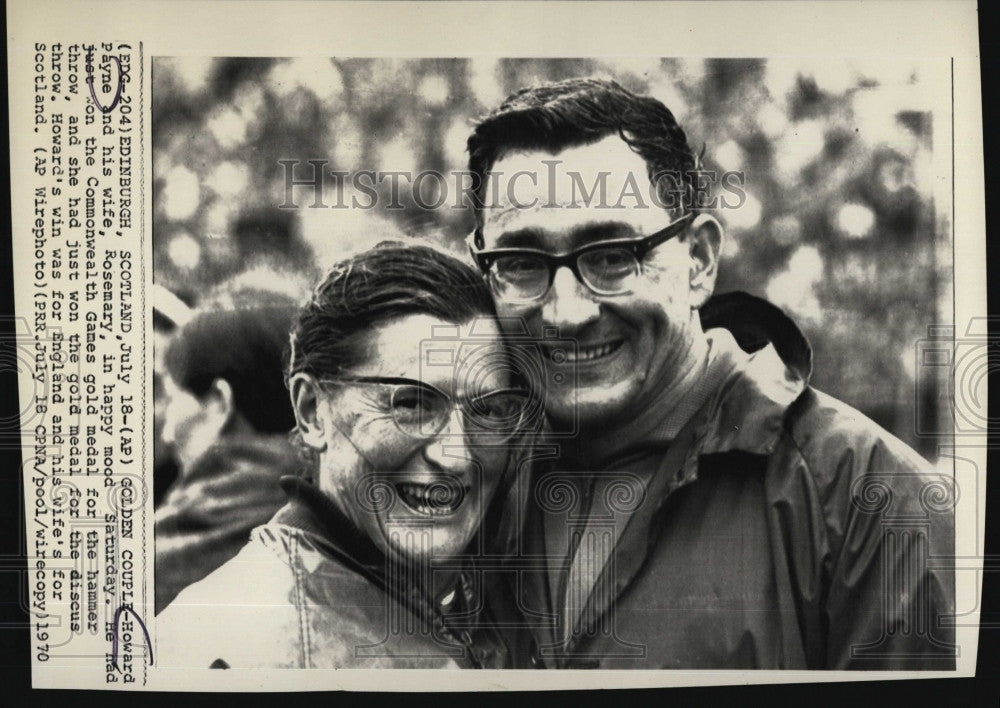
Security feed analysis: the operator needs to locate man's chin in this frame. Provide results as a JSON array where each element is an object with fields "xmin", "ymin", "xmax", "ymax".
[{"xmin": 545, "ymin": 386, "xmax": 634, "ymax": 433}]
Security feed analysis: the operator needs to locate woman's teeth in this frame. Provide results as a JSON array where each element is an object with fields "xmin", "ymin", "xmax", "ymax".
[
  {"xmin": 560, "ymin": 339, "xmax": 623, "ymax": 363},
  {"xmin": 395, "ymin": 482, "xmax": 467, "ymax": 516}
]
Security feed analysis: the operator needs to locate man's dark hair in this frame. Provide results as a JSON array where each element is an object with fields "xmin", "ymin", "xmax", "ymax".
[
  {"xmin": 286, "ymin": 241, "xmax": 495, "ymax": 384},
  {"xmin": 467, "ymin": 77, "xmax": 700, "ymax": 231},
  {"xmin": 163, "ymin": 289, "xmax": 298, "ymax": 435}
]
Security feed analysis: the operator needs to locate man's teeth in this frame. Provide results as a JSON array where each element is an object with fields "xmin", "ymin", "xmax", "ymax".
[
  {"xmin": 560, "ymin": 340, "xmax": 623, "ymax": 363},
  {"xmin": 396, "ymin": 483, "xmax": 466, "ymax": 516}
]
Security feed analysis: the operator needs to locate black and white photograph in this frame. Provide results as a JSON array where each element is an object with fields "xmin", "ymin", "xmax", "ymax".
[
  {"xmin": 150, "ymin": 56, "xmax": 957, "ymax": 670},
  {"xmin": 6, "ymin": 0, "xmax": 988, "ymax": 695}
]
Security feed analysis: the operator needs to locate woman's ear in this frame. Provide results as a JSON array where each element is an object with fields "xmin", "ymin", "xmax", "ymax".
[
  {"xmin": 290, "ymin": 373, "xmax": 327, "ymax": 452},
  {"xmin": 687, "ymin": 213, "xmax": 724, "ymax": 309}
]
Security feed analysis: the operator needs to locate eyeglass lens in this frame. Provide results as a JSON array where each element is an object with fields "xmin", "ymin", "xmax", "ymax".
[
  {"xmin": 389, "ymin": 385, "xmax": 527, "ymax": 441},
  {"xmin": 492, "ymin": 246, "xmax": 640, "ymax": 300}
]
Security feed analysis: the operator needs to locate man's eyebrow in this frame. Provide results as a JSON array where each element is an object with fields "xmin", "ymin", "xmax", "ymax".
[
  {"xmin": 494, "ymin": 229, "xmax": 545, "ymax": 249},
  {"xmin": 492, "ymin": 222, "xmax": 642, "ymax": 251},
  {"xmin": 569, "ymin": 222, "xmax": 640, "ymax": 247}
]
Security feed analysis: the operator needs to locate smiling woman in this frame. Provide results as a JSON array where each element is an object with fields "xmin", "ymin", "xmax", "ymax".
[
  {"xmin": 296, "ymin": 312, "xmax": 521, "ymax": 562},
  {"xmin": 156, "ymin": 241, "xmax": 530, "ymax": 669}
]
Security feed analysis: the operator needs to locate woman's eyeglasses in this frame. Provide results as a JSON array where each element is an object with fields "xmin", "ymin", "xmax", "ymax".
[
  {"xmin": 319, "ymin": 376, "xmax": 532, "ymax": 445},
  {"xmin": 468, "ymin": 213, "xmax": 692, "ymax": 304}
]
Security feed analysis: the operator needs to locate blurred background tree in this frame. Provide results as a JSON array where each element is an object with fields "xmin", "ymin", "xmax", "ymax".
[{"xmin": 152, "ymin": 57, "xmax": 951, "ymax": 460}]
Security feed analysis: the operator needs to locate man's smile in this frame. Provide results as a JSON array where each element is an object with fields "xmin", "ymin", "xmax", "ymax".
[{"xmin": 548, "ymin": 338, "xmax": 625, "ymax": 364}]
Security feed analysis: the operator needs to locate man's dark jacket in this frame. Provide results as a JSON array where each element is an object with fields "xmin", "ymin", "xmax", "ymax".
[{"xmin": 490, "ymin": 292, "xmax": 955, "ymax": 670}]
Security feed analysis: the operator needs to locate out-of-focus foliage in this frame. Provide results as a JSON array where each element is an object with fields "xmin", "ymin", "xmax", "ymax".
[{"xmin": 151, "ymin": 58, "xmax": 950, "ymax": 458}]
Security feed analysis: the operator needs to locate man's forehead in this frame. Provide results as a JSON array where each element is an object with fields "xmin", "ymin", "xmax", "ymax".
[
  {"xmin": 491, "ymin": 135, "xmax": 643, "ymax": 174},
  {"xmin": 480, "ymin": 135, "xmax": 667, "ymax": 245}
]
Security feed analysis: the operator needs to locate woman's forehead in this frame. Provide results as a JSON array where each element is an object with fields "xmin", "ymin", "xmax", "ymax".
[{"xmin": 353, "ymin": 314, "xmax": 506, "ymax": 390}]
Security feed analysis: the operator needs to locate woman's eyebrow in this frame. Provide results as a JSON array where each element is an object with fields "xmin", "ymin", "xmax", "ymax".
[{"xmin": 346, "ymin": 376, "xmax": 438, "ymax": 391}]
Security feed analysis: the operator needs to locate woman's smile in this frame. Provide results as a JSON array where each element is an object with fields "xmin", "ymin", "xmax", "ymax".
[{"xmin": 394, "ymin": 480, "xmax": 471, "ymax": 516}]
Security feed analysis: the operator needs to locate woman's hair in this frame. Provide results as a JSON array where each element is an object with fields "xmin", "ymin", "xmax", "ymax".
[
  {"xmin": 163, "ymin": 287, "xmax": 299, "ymax": 434},
  {"xmin": 287, "ymin": 240, "xmax": 496, "ymax": 383}
]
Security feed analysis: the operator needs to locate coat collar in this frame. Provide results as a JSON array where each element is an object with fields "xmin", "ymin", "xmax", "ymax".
[
  {"xmin": 270, "ymin": 477, "xmax": 502, "ymax": 668},
  {"xmin": 699, "ymin": 290, "xmax": 813, "ymax": 383},
  {"xmin": 272, "ymin": 475, "xmax": 387, "ymax": 576},
  {"xmin": 663, "ymin": 291, "xmax": 812, "ymax": 498},
  {"xmin": 693, "ymin": 291, "xmax": 811, "ymax": 457}
]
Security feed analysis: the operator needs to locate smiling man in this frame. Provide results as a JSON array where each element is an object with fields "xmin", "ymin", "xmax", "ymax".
[{"xmin": 467, "ymin": 78, "xmax": 954, "ymax": 670}]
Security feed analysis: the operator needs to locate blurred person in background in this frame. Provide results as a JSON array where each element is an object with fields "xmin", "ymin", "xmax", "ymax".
[
  {"xmin": 154, "ymin": 284, "xmax": 300, "ymax": 613},
  {"xmin": 157, "ymin": 242, "xmax": 530, "ymax": 668},
  {"xmin": 467, "ymin": 78, "xmax": 954, "ymax": 670},
  {"xmin": 152, "ymin": 284, "xmax": 193, "ymax": 507}
]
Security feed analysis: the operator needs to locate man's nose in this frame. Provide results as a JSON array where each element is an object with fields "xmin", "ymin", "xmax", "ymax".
[{"xmin": 540, "ymin": 266, "xmax": 601, "ymax": 333}]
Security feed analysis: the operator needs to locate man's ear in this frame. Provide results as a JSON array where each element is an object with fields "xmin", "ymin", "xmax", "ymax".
[
  {"xmin": 687, "ymin": 213, "xmax": 723, "ymax": 309},
  {"xmin": 205, "ymin": 378, "xmax": 235, "ymax": 435},
  {"xmin": 290, "ymin": 373, "xmax": 327, "ymax": 452}
]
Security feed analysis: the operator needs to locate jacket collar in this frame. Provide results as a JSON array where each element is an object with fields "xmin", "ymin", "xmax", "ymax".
[
  {"xmin": 272, "ymin": 476, "xmax": 503, "ymax": 668},
  {"xmin": 700, "ymin": 290, "xmax": 813, "ymax": 383},
  {"xmin": 272, "ymin": 475, "xmax": 386, "ymax": 576},
  {"xmin": 693, "ymin": 291, "xmax": 811, "ymax": 457}
]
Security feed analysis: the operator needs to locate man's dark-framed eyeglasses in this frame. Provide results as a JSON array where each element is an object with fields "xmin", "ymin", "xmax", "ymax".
[
  {"xmin": 318, "ymin": 375, "xmax": 532, "ymax": 443},
  {"xmin": 468, "ymin": 213, "xmax": 693, "ymax": 304}
]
